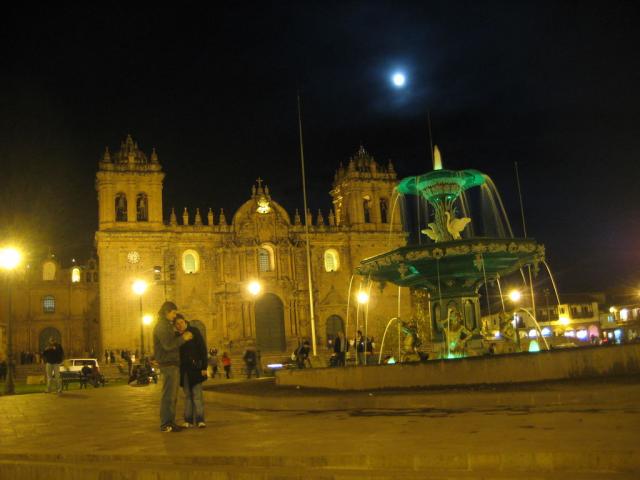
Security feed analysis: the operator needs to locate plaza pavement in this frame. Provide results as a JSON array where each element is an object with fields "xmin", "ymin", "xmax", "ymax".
[{"xmin": 0, "ymin": 375, "xmax": 639, "ymax": 479}]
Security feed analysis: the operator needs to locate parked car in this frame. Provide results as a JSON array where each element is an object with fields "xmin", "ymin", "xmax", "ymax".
[{"xmin": 61, "ymin": 358, "xmax": 100, "ymax": 372}]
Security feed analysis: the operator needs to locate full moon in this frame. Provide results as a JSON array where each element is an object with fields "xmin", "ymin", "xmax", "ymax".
[{"xmin": 392, "ymin": 72, "xmax": 406, "ymax": 87}]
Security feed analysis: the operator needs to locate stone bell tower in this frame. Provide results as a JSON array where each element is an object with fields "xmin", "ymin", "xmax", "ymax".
[
  {"xmin": 95, "ymin": 134, "xmax": 165, "ymax": 231},
  {"xmin": 330, "ymin": 146, "xmax": 401, "ymax": 230},
  {"xmin": 95, "ymin": 135, "xmax": 167, "ymax": 352}
]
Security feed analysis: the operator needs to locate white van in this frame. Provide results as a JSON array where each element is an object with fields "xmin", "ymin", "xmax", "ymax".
[{"xmin": 61, "ymin": 358, "xmax": 100, "ymax": 372}]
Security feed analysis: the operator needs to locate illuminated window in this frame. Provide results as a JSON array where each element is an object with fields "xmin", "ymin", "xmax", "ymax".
[
  {"xmin": 182, "ymin": 250, "xmax": 200, "ymax": 274},
  {"xmin": 258, "ymin": 245, "xmax": 275, "ymax": 272},
  {"xmin": 115, "ymin": 193, "xmax": 127, "ymax": 222},
  {"xmin": 43, "ymin": 261, "xmax": 56, "ymax": 281},
  {"xmin": 324, "ymin": 249, "xmax": 340, "ymax": 272},
  {"xmin": 43, "ymin": 295, "xmax": 55, "ymax": 313},
  {"xmin": 363, "ymin": 196, "xmax": 371, "ymax": 223},
  {"xmin": 71, "ymin": 268, "xmax": 81, "ymax": 283}
]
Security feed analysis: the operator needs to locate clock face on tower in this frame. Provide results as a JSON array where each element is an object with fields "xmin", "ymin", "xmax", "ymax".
[{"xmin": 127, "ymin": 251, "xmax": 141, "ymax": 264}]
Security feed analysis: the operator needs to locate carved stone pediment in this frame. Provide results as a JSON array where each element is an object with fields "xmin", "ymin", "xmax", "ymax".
[{"xmin": 319, "ymin": 285, "xmax": 347, "ymax": 306}]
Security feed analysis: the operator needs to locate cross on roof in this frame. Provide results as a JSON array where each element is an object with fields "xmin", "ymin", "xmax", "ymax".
[{"xmin": 256, "ymin": 177, "xmax": 263, "ymax": 189}]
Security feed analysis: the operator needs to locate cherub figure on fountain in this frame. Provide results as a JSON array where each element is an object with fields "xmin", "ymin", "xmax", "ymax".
[
  {"xmin": 445, "ymin": 308, "xmax": 472, "ymax": 356},
  {"xmin": 399, "ymin": 321, "xmax": 422, "ymax": 362},
  {"xmin": 497, "ymin": 314, "xmax": 519, "ymax": 353}
]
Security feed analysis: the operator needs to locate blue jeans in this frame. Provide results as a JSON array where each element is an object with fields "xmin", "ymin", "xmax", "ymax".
[
  {"xmin": 160, "ymin": 365, "xmax": 180, "ymax": 428},
  {"xmin": 45, "ymin": 363, "xmax": 61, "ymax": 393},
  {"xmin": 182, "ymin": 372, "xmax": 205, "ymax": 424}
]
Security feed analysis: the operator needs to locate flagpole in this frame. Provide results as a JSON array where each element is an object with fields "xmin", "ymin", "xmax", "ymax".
[{"xmin": 297, "ymin": 92, "xmax": 317, "ymax": 356}]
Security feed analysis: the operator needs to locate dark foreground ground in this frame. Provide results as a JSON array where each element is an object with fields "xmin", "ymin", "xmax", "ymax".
[{"xmin": 0, "ymin": 375, "xmax": 639, "ymax": 479}]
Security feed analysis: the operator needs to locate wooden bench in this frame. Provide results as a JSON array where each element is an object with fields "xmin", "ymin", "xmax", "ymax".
[{"xmin": 60, "ymin": 371, "xmax": 88, "ymax": 390}]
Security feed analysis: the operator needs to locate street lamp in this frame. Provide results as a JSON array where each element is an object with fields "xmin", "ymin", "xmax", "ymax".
[
  {"xmin": 508, "ymin": 289, "xmax": 523, "ymax": 350},
  {"xmin": 356, "ymin": 291, "xmax": 369, "ymax": 305},
  {"xmin": 132, "ymin": 280, "xmax": 148, "ymax": 359},
  {"xmin": 0, "ymin": 247, "xmax": 22, "ymax": 395},
  {"xmin": 247, "ymin": 280, "xmax": 262, "ymax": 297},
  {"xmin": 508, "ymin": 289, "xmax": 522, "ymax": 303},
  {"xmin": 142, "ymin": 314, "xmax": 153, "ymax": 354}
]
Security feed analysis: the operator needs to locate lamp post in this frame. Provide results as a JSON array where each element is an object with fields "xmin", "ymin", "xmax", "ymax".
[
  {"xmin": 142, "ymin": 314, "xmax": 153, "ymax": 355},
  {"xmin": 1, "ymin": 247, "xmax": 22, "ymax": 395},
  {"xmin": 132, "ymin": 280, "xmax": 148, "ymax": 359}
]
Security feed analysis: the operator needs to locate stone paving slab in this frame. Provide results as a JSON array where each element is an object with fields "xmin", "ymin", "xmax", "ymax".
[{"xmin": 0, "ymin": 377, "xmax": 639, "ymax": 479}]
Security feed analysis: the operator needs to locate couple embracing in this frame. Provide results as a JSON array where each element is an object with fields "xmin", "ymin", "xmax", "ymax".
[{"xmin": 153, "ymin": 301, "xmax": 208, "ymax": 432}]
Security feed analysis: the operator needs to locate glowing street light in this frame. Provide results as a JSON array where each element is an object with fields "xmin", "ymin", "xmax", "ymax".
[
  {"xmin": 132, "ymin": 279, "xmax": 149, "ymax": 358},
  {"xmin": 247, "ymin": 280, "xmax": 262, "ymax": 297},
  {"xmin": 0, "ymin": 248, "xmax": 21, "ymax": 271},
  {"xmin": 142, "ymin": 314, "xmax": 153, "ymax": 325},
  {"xmin": 0, "ymin": 247, "xmax": 22, "ymax": 395},
  {"xmin": 508, "ymin": 289, "xmax": 522, "ymax": 303},
  {"xmin": 132, "ymin": 279, "xmax": 148, "ymax": 296},
  {"xmin": 356, "ymin": 290, "xmax": 370, "ymax": 305}
]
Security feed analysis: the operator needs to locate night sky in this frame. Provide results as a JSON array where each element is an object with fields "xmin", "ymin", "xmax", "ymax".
[{"xmin": 1, "ymin": 2, "xmax": 639, "ymax": 292}]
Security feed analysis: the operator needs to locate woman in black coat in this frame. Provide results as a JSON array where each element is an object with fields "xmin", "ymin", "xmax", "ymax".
[{"xmin": 174, "ymin": 315, "xmax": 208, "ymax": 428}]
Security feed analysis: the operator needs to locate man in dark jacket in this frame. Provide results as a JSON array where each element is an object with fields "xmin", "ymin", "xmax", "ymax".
[
  {"xmin": 333, "ymin": 331, "xmax": 347, "ymax": 367},
  {"xmin": 174, "ymin": 314, "xmax": 208, "ymax": 428},
  {"xmin": 153, "ymin": 301, "xmax": 193, "ymax": 433},
  {"xmin": 42, "ymin": 337, "xmax": 64, "ymax": 394}
]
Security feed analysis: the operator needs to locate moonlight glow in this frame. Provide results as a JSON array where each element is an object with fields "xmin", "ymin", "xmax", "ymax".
[{"xmin": 391, "ymin": 72, "xmax": 406, "ymax": 87}]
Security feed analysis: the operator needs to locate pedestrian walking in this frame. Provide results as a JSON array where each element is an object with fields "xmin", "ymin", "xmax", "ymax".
[
  {"xmin": 333, "ymin": 331, "xmax": 346, "ymax": 367},
  {"xmin": 153, "ymin": 301, "xmax": 193, "ymax": 433},
  {"xmin": 42, "ymin": 337, "xmax": 64, "ymax": 394},
  {"xmin": 355, "ymin": 330, "xmax": 366, "ymax": 366},
  {"xmin": 222, "ymin": 352, "xmax": 232, "ymax": 379},
  {"xmin": 208, "ymin": 350, "xmax": 219, "ymax": 378}
]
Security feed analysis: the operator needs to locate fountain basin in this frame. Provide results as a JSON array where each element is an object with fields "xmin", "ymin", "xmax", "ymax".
[
  {"xmin": 276, "ymin": 344, "xmax": 640, "ymax": 391},
  {"xmin": 356, "ymin": 237, "xmax": 544, "ymax": 297}
]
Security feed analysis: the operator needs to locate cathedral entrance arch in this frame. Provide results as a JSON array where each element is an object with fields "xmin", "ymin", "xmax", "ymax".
[
  {"xmin": 325, "ymin": 315, "xmax": 344, "ymax": 345},
  {"xmin": 39, "ymin": 327, "xmax": 61, "ymax": 353},
  {"xmin": 254, "ymin": 293, "xmax": 286, "ymax": 352}
]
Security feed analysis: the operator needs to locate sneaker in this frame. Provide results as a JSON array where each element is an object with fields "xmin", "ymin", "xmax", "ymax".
[
  {"xmin": 197, "ymin": 422, "xmax": 206, "ymax": 428},
  {"xmin": 180, "ymin": 422, "xmax": 193, "ymax": 428},
  {"xmin": 160, "ymin": 424, "xmax": 182, "ymax": 433}
]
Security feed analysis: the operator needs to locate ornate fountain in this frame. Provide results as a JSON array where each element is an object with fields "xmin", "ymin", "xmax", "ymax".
[{"xmin": 356, "ymin": 149, "xmax": 545, "ymax": 356}]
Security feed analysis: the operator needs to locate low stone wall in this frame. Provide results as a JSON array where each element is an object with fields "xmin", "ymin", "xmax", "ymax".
[{"xmin": 276, "ymin": 343, "xmax": 640, "ymax": 390}]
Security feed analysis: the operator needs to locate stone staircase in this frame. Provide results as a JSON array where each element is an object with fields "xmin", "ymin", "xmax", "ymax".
[{"xmin": 13, "ymin": 364, "xmax": 45, "ymax": 383}]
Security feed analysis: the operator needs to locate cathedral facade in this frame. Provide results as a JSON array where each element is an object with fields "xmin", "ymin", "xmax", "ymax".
[{"xmin": 95, "ymin": 136, "xmax": 407, "ymax": 355}]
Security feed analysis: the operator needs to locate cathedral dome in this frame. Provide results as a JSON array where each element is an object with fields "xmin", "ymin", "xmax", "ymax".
[{"xmin": 232, "ymin": 179, "xmax": 291, "ymax": 226}]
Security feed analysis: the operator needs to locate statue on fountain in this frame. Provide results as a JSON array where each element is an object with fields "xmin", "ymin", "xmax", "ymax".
[{"xmin": 445, "ymin": 308, "xmax": 473, "ymax": 356}]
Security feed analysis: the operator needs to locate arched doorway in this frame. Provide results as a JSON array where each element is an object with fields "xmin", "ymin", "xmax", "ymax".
[
  {"xmin": 39, "ymin": 327, "xmax": 61, "ymax": 353},
  {"xmin": 255, "ymin": 293, "xmax": 286, "ymax": 352},
  {"xmin": 325, "ymin": 315, "xmax": 344, "ymax": 348}
]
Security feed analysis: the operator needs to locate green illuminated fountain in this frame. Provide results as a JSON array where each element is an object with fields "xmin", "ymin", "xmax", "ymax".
[{"xmin": 356, "ymin": 148, "xmax": 545, "ymax": 356}]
